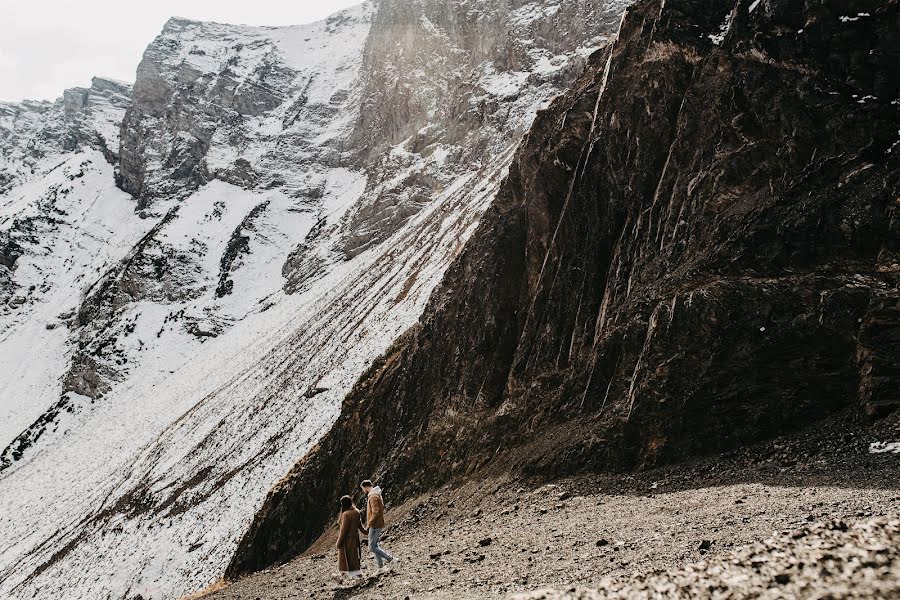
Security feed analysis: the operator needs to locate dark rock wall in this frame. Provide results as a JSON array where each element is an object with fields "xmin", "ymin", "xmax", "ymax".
[{"xmin": 227, "ymin": 0, "xmax": 899, "ymax": 577}]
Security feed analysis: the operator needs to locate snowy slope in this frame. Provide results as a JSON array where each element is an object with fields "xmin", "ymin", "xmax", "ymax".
[
  {"xmin": 0, "ymin": 77, "xmax": 140, "ymax": 450},
  {"xmin": 0, "ymin": 156, "xmax": 506, "ymax": 599},
  {"xmin": 0, "ymin": 1, "xmax": 626, "ymax": 598},
  {"xmin": 0, "ymin": 151, "xmax": 154, "ymax": 448}
]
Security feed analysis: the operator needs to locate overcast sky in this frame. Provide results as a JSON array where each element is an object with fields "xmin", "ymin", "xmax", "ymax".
[{"xmin": 0, "ymin": 0, "xmax": 362, "ymax": 102}]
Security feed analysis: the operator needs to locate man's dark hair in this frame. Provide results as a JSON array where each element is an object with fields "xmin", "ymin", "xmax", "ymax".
[{"xmin": 361, "ymin": 479, "xmax": 373, "ymax": 488}]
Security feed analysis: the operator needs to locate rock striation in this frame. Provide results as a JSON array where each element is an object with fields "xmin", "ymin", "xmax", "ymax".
[{"xmin": 228, "ymin": 0, "xmax": 899, "ymax": 577}]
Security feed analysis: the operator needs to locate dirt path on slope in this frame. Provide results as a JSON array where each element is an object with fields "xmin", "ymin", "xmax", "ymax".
[{"xmin": 199, "ymin": 409, "xmax": 900, "ymax": 600}]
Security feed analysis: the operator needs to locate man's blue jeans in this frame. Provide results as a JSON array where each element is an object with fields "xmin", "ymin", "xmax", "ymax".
[{"xmin": 368, "ymin": 527, "xmax": 393, "ymax": 568}]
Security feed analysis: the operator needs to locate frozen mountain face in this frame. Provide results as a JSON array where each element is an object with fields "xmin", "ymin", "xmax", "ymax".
[
  {"xmin": 116, "ymin": 11, "xmax": 370, "ymax": 206},
  {"xmin": 228, "ymin": 0, "xmax": 899, "ymax": 576},
  {"xmin": 0, "ymin": 1, "xmax": 626, "ymax": 599},
  {"xmin": 0, "ymin": 77, "xmax": 133, "ymax": 373}
]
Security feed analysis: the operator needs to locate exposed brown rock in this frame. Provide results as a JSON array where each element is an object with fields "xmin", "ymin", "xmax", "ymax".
[{"xmin": 227, "ymin": 0, "xmax": 899, "ymax": 578}]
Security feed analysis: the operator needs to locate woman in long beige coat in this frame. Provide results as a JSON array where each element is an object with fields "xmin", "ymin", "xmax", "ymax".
[{"xmin": 336, "ymin": 495, "xmax": 367, "ymax": 576}]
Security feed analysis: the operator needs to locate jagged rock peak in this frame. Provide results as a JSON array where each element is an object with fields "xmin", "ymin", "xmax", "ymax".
[
  {"xmin": 117, "ymin": 2, "xmax": 375, "ymax": 205},
  {"xmin": 62, "ymin": 77, "xmax": 132, "ymax": 112},
  {"xmin": 0, "ymin": 76, "xmax": 133, "ymax": 193}
]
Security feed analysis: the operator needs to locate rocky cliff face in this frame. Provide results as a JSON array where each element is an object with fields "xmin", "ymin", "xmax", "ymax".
[
  {"xmin": 0, "ymin": 2, "xmax": 621, "ymax": 599},
  {"xmin": 294, "ymin": 0, "xmax": 624, "ymax": 276},
  {"xmin": 0, "ymin": 76, "xmax": 132, "ymax": 193},
  {"xmin": 0, "ymin": 77, "xmax": 132, "ymax": 316},
  {"xmin": 353, "ymin": 0, "xmax": 619, "ymax": 154},
  {"xmin": 116, "ymin": 12, "xmax": 367, "ymax": 206},
  {"xmin": 228, "ymin": 0, "xmax": 899, "ymax": 576}
]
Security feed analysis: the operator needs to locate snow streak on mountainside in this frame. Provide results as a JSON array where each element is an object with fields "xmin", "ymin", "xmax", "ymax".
[{"xmin": 0, "ymin": 1, "xmax": 626, "ymax": 598}]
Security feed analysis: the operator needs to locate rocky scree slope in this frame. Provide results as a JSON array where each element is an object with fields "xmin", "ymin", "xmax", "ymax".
[
  {"xmin": 228, "ymin": 0, "xmax": 899, "ymax": 577},
  {"xmin": 208, "ymin": 407, "xmax": 900, "ymax": 599},
  {"xmin": 0, "ymin": 1, "xmax": 623, "ymax": 599}
]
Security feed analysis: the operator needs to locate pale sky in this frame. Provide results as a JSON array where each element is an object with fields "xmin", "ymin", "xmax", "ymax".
[{"xmin": 0, "ymin": 0, "xmax": 362, "ymax": 102}]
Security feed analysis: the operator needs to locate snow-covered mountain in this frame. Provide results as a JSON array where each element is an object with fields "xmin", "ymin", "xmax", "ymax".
[{"xmin": 0, "ymin": 1, "xmax": 626, "ymax": 598}]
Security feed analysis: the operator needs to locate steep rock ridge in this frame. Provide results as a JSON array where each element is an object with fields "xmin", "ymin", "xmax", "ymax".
[
  {"xmin": 117, "ymin": 10, "xmax": 373, "ymax": 205},
  {"xmin": 334, "ymin": 0, "xmax": 626, "ymax": 259},
  {"xmin": 0, "ymin": 2, "xmax": 625, "ymax": 599},
  {"xmin": 0, "ymin": 76, "xmax": 132, "ymax": 193},
  {"xmin": 228, "ymin": 0, "xmax": 899, "ymax": 576}
]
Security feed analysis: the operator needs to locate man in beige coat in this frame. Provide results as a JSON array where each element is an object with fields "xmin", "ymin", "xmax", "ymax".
[{"xmin": 361, "ymin": 479, "xmax": 394, "ymax": 568}]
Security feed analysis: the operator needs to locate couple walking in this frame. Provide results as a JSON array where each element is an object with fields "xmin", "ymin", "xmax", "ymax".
[{"xmin": 336, "ymin": 479, "xmax": 395, "ymax": 578}]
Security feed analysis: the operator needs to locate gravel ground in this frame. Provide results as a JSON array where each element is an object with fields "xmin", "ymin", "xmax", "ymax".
[
  {"xmin": 197, "ymin": 409, "xmax": 899, "ymax": 600},
  {"xmin": 514, "ymin": 516, "xmax": 900, "ymax": 599}
]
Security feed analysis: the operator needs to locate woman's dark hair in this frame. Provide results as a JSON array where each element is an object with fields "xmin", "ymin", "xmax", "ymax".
[{"xmin": 340, "ymin": 495, "xmax": 354, "ymax": 512}]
